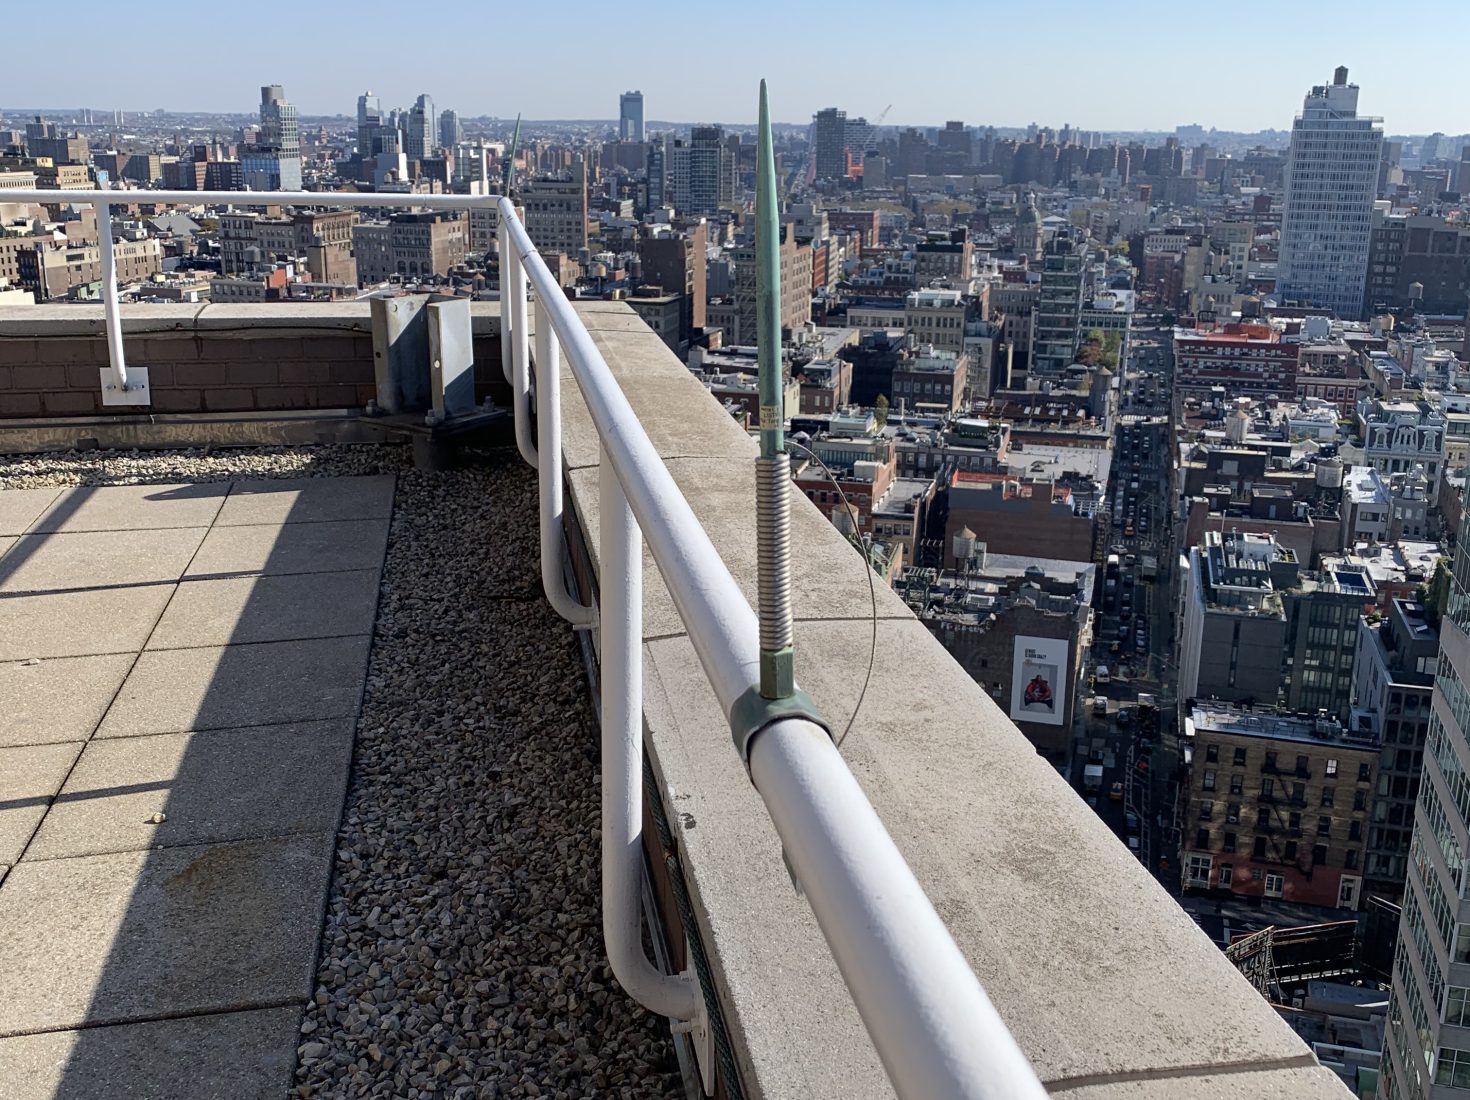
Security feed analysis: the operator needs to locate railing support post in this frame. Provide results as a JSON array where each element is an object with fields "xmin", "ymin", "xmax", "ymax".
[
  {"xmin": 536, "ymin": 298, "xmax": 595, "ymax": 627},
  {"xmin": 506, "ymin": 240, "xmax": 536, "ymax": 467},
  {"xmin": 599, "ymin": 450, "xmax": 703, "ymax": 1026},
  {"xmin": 95, "ymin": 199, "xmax": 150, "ymax": 406},
  {"xmin": 497, "ymin": 215, "xmax": 513, "ymax": 384}
]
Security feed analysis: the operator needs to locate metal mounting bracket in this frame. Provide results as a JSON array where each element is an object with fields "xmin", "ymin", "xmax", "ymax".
[
  {"xmin": 670, "ymin": 966, "xmax": 716, "ymax": 1097},
  {"xmin": 99, "ymin": 366, "xmax": 150, "ymax": 407},
  {"xmin": 728, "ymin": 685, "xmax": 830, "ymax": 769}
]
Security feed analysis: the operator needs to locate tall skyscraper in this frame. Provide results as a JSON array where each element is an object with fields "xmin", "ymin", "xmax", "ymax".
[
  {"xmin": 242, "ymin": 84, "xmax": 301, "ymax": 190},
  {"xmin": 1277, "ymin": 66, "xmax": 1382, "ymax": 320},
  {"xmin": 619, "ymin": 91, "xmax": 644, "ymax": 143},
  {"xmin": 812, "ymin": 107, "xmax": 848, "ymax": 182},
  {"xmin": 406, "ymin": 94, "xmax": 435, "ymax": 159},
  {"xmin": 356, "ymin": 92, "xmax": 382, "ymax": 158},
  {"xmin": 670, "ymin": 126, "xmax": 733, "ymax": 216},
  {"xmin": 645, "ymin": 139, "xmax": 666, "ymax": 210},
  {"xmin": 1381, "ymin": 487, "xmax": 1470, "ymax": 1099},
  {"xmin": 439, "ymin": 109, "xmax": 462, "ymax": 150}
]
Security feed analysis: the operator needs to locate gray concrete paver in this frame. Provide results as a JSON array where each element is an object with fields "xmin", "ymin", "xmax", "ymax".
[
  {"xmin": 0, "ymin": 585, "xmax": 175, "ymax": 661},
  {"xmin": 0, "ymin": 488, "xmax": 61, "ymax": 535},
  {"xmin": 0, "ymin": 1005, "xmax": 301, "ymax": 1100},
  {"xmin": 0, "ymin": 653, "xmax": 136, "ymax": 747},
  {"xmin": 146, "ymin": 569, "xmax": 380, "ymax": 649},
  {"xmin": 97, "ymin": 635, "xmax": 372, "ymax": 737},
  {"xmin": 185, "ymin": 518, "xmax": 390, "ymax": 577},
  {"xmin": 28, "ymin": 721, "xmax": 353, "ymax": 860},
  {"xmin": 0, "ymin": 835, "xmax": 333, "ymax": 1035},
  {"xmin": 214, "ymin": 475, "xmax": 395, "ymax": 526},
  {"xmin": 0, "ymin": 742, "xmax": 83, "ymax": 864},
  {"xmin": 29, "ymin": 483, "xmax": 228, "ymax": 533},
  {"xmin": 0, "ymin": 527, "xmax": 208, "ymax": 593}
]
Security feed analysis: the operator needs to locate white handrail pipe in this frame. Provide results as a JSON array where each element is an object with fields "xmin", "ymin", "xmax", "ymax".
[
  {"xmin": 94, "ymin": 201, "xmax": 129, "ymax": 393},
  {"xmin": 749, "ymin": 719, "xmax": 1049, "ymax": 1100},
  {"xmin": 499, "ymin": 200, "xmax": 762, "ymax": 715},
  {"xmin": 0, "ymin": 188, "xmax": 504, "ymax": 210},
  {"xmin": 599, "ymin": 453, "xmax": 701, "ymax": 1021},
  {"xmin": 535, "ymin": 298, "xmax": 595, "ymax": 627},
  {"xmin": 497, "ymin": 218, "xmax": 513, "ymax": 384},
  {"xmin": 500, "ymin": 194, "xmax": 1047, "ymax": 1100},
  {"xmin": 505, "ymin": 245, "xmax": 536, "ymax": 468}
]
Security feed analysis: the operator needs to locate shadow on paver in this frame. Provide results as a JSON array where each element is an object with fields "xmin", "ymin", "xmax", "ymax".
[{"xmin": 0, "ymin": 456, "xmax": 395, "ymax": 1100}]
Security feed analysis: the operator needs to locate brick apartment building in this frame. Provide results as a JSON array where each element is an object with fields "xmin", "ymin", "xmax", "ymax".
[
  {"xmin": 1173, "ymin": 321, "xmax": 1299, "ymax": 402},
  {"xmin": 891, "ymin": 349, "xmax": 967, "ymax": 416},
  {"xmin": 637, "ymin": 222, "xmax": 707, "ymax": 349},
  {"xmin": 1181, "ymin": 704, "xmax": 1377, "ymax": 910},
  {"xmin": 944, "ymin": 471, "xmax": 1095, "ymax": 565},
  {"xmin": 352, "ymin": 212, "xmax": 467, "ymax": 283},
  {"xmin": 521, "ymin": 171, "xmax": 589, "ymax": 257},
  {"xmin": 17, "ymin": 238, "xmax": 162, "ymax": 300},
  {"xmin": 826, "ymin": 209, "xmax": 880, "ymax": 254},
  {"xmin": 220, "ymin": 209, "xmax": 359, "ymax": 285}
]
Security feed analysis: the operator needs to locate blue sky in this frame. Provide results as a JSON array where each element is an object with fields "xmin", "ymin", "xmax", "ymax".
[{"xmin": 10, "ymin": 0, "xmax": 1464, "ymax": 134}]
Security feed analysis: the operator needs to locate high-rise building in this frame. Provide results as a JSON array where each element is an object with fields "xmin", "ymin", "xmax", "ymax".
[
  {"xmin": 1381, "ymin": 491, "xmax": 1470, "ymax": 1099},
  {"xmin": 406, "ymin": 94, "xmax": 435, "ymax": 159},
  {"xmin": 1352, "ymin": 597, "xmax": 1436, "ymax": 904},
  {"xmin": 619, "ymin": 91, "xmax": 644, "ymax": 143},
  {"xmin": 1278, "ymin": 67, "xmax": 1382, "ymax": 319},
  {"xmin": 242, "ymin": 84, "xmax": 301, "ymax": 191},
  {"xmin": 1031, "ymin": 228, "xmax": 1090, "ymax": 376},
  {"xmin": 439, "ymin": 109, "xmax": 462, "ymax": 151},
  {"xmin": 670, "ymin": 126, "xmax": 733, "ymax": 216},
  {"xmin": 645, "ymin": 139, "xmax": 666, "ymax": 211},
  {"xmin": 356, "ymin": 92, "xmax": 382, "ymax": 158},
  {"xmin": 813, "ymin": 107, "xmax": 848, "ymax": 182}
]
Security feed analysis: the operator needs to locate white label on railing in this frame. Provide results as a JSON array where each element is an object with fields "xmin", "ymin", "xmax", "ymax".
[{"xmin": 759, "ymin": 405, "xmax": 781, "ymax": 431}]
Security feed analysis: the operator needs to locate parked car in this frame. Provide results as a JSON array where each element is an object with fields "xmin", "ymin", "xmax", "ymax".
[{"xmin": 1110, "ymin": 781, "xmax": 1124, "ymax": 802}]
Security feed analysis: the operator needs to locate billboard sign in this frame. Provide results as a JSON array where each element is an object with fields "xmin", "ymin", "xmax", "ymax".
[{"xmin": 1011, "ymin": 635, "xmax": 1068, "ymax": 727}]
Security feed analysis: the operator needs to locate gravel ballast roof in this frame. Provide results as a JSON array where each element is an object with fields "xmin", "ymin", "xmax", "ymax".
[
  {"xmin": 1, "ymin": 444, "xmax": 682, "ymax": 1099},
  {"xmin": 297, "ymin": 451, "xmax": 682, "ymax": 1099}
]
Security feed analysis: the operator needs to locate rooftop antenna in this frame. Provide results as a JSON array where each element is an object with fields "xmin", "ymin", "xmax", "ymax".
[
  {"xmin": 504, "ymin": 113, "xmax": 522, "ymax": 196},
  {"xmin": 756, "ymin": 79, "xmax": 795, "ymax": 700}
]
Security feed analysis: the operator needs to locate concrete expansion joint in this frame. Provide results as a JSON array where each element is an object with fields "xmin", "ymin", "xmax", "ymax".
[{"xmin": 0, "ymin": 998, "xmax": 306, "ymax": 1042}]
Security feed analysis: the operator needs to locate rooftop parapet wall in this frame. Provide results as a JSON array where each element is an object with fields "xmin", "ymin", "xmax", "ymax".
[
  {"xmin": 559, "ymin": 301, "xmax": 1351, "ymax": 1099},
  {"xmin": 0, "ymin": 304, "xmax": 508, "ymax": 419}
]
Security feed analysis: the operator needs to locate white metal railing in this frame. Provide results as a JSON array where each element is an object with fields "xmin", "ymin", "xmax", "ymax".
[{"xmin": 7, "ymin": 185, "xmax": 1048, "ymax": 1100}]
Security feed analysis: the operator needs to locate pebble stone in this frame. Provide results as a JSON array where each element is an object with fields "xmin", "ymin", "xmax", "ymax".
[{"xmin": 1, "ymin": 443, "xmax": 684, "ymax": 1099}]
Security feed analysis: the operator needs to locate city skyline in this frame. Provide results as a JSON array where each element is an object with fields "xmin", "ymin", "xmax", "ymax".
[{"xmin": 5, "ymin": 0, "xmax": 1469, "ymax": 135}]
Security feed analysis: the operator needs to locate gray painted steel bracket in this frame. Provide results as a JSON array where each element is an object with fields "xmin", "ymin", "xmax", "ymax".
[{"xmin": 728, "ymin": 686, "xmax": 831, "ymax": 769}]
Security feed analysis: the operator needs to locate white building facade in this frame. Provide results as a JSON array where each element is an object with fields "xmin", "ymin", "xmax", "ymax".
[{"xmin": 1278, "ymin": 68, "xmax": 1383, "ymax": 320}]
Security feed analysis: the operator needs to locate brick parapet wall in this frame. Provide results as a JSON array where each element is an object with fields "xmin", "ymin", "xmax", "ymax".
[{"xmin": 0, "ymin": 303, "xmax": 505, "ymax": 418}]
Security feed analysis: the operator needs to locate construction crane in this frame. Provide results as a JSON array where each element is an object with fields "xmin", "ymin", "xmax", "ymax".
[{"xmin": 873, "ymin": 104, "xmax": 892, "ymax": 127}]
